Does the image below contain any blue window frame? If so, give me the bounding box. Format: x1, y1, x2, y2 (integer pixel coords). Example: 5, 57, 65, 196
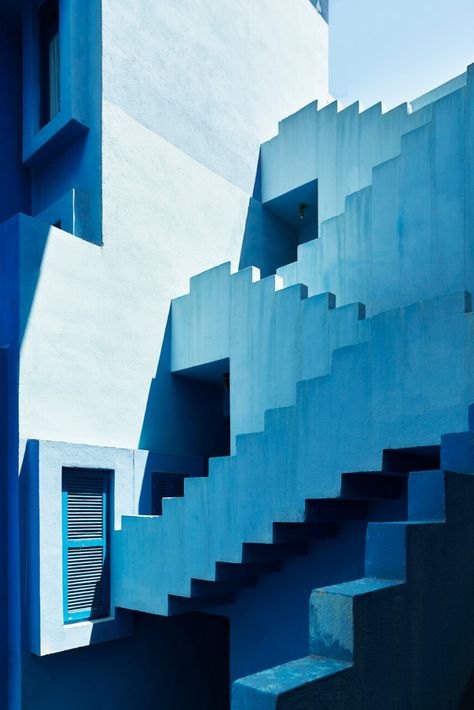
62, 468, 110, 623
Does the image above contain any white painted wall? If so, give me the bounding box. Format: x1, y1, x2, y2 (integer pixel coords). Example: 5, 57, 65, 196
16, 1, 330, 450
102, 0, 329, 193
18, 109, 249, 448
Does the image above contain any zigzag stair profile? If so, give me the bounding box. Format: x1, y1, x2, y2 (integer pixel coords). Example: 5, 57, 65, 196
265, 70, 471, 317
171, 261, 369, 449
262, 78, 445, 222
171, 72, 473, 455
124, 465, 412, 618
166, 468, 414, 615
232, 458, 474, 709
113, 289, 474, 616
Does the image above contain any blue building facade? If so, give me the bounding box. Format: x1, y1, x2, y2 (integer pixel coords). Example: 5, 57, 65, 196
1, 1, 474, 708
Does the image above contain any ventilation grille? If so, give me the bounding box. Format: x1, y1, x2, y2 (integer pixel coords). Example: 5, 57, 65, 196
152, 473, 187, 515
67, 475, 104, 539
67, 546, 105, 613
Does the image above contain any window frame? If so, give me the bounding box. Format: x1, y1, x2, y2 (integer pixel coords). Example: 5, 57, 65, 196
62, 467, 111, 624
23, 0, 90, 166
39, 0, 61, 128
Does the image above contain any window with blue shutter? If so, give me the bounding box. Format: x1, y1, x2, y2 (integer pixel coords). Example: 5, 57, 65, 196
151, 473, 188, 515
62, 468, 110, 623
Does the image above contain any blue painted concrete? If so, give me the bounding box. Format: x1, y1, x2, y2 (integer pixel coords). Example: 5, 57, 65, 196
209, 520, 368, 682
23, 0, 103, 244
18, 438, 204, 657
102, 0, 329, 193
22, 611, 229, 710
232, 465, 474, 708
2, 1, 474, 707
115, 291, 474, 616
0, 211, 21, 710
170, 65, 474, 454
0, 17, 30, 224
264, 69, 472, 316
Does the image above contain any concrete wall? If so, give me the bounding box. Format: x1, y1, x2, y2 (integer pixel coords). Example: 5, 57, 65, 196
232, 467, 474, 708
22, 611, 229, 710
170, 68, 474, 446
102, 0, 329, 193
0, 16, 30, 224
5, 157, 247, 454
172, 267, 368, 450
22, 0, 102, 244
113, 288, 474, 628
0, 202, 21, 710
276, 70, 473, 316
1, 0, 331, 455
210, 521, 366, 682
21, 439, 203, 656
259, 83, 463, 228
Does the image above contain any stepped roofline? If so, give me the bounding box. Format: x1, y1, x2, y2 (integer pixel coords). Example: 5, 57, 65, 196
409, 70, 467, 112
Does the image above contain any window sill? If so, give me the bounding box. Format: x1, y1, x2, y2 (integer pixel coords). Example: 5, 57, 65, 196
23, 111, 89, 168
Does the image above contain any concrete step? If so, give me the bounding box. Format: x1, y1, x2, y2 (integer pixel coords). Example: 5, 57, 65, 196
232, 655, 353, 709
241, 542, 309, 564
214, 559, 282, 582
340, 472, 407, 500
190, 575, 258, 598
272, 521, 337, 544
305, 497, 369, 522
232, 469, 474, 709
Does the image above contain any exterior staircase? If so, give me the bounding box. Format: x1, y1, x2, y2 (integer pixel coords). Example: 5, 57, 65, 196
113, 289, 474, 616
171, 65, 474, 450
111, 67, 474, 705
232, 460, 474, 709
171, 71, 474, 453
163, 467, 414, 615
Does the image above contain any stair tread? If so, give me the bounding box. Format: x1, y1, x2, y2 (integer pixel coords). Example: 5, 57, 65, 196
368, 519, 444, 527
233, 655, 352, 695
191, 575, 257, 596
215, 559, 281, 580
168, 590, 235, 614
317, 576, 404, 598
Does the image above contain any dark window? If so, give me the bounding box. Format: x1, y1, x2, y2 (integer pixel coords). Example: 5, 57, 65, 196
151, 473, 188, 515
39, 0, 60, 127
62, 468, 110, 623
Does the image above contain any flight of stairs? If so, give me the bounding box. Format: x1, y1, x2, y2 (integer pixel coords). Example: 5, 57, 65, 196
110, 67, 474, 705
262, 69, 472, 317
163, 467, 415, 615
232, 458, 474, 709
113, 288, 474, 617
171, 67, 474, 452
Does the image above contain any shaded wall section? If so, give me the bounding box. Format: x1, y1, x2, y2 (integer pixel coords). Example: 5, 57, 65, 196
0, 15, 30, 223
26, 0, 103, 244
22, 612, 229, 710
0, 349, 9, 708
0, 209, 21, 710
209, 521, 366, 682
102, 0, 329, 193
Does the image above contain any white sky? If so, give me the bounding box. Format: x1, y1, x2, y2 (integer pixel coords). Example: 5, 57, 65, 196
329, 0, 474, 109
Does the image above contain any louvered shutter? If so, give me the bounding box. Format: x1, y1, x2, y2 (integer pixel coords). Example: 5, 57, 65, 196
151, 473, 186, 515
62, 469, 110, 623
